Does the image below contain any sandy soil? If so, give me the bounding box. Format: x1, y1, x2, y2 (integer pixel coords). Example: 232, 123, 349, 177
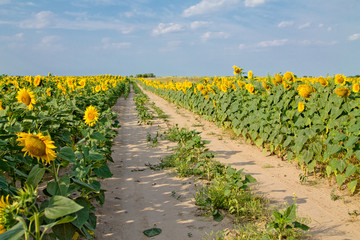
96, 86, 360, 240
95, 89, 232, 240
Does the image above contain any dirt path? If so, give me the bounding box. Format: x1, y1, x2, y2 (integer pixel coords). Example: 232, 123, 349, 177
95, 89, 232, 240
96, 86, 360, 240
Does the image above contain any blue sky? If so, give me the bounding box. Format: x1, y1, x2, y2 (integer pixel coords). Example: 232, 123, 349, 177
0, 0, 359, 77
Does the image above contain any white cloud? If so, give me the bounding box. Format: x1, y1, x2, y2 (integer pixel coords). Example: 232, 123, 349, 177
152, 23, 183, 35
349, 33, 360, 41
238, 43, 246, 49
257, 39, 288, 47
190, 21, 211, 29
0, 32, 23, 41
244, 0, 266, 7
183, 0, 239, 17
278, 21, 294, 28
19, 11, 54, 29
18, 11, 133, 33
202, 31, 229, 41
298, 40, 337, 46
298, 22, 311, 29
34, 35, 65, 51
101, 38, 131, 49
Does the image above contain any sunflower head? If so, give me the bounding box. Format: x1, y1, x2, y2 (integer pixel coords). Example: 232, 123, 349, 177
245, 83, 255, 94
262, 81, 271, 90
335, 87, 350, 97
317, 76, 328, 87
297, 84, 315, 99
0, 195, 17, 234
248, 70, 253, 79
284, 72, 295, 82
84, 105, 99, 127
352, 83, 360, 93
33, 75, 42, 87
335, 74, 346, 85
16, 88, 36, 110
273, 74, 283, 85
298, 102, 305, 112
17, 132, 57, 165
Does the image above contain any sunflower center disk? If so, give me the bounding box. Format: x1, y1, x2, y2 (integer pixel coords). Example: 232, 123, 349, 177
21, 92, 31, 105
88, 113, 94, 121
25, 136, 46, 157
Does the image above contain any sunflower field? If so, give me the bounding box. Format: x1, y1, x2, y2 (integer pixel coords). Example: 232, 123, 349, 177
138, 67, 360, 195
0, 74, 129, 239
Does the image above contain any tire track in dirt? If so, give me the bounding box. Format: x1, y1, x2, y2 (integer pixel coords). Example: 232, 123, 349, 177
95, 88, 232, 240
138, 86, 360, 240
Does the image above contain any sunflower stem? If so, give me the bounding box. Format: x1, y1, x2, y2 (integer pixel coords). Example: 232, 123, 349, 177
52, 162, 59, 183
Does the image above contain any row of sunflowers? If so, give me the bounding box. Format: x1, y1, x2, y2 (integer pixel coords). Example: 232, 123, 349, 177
0, 74, 130, 239
138, 67, 360, 195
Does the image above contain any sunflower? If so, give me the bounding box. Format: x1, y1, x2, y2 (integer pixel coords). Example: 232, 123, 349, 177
16, 88, 36, 110
298, 102, 305, 113
334, 74, 346, 85
352, 83, 360, 93
17, 132, 57, 165
84, 105, 99, 127
46, 87, 52, 97
284, 72, 295, 82
233, 65, 242, 75
248, 70, 253, 79
33, 75, 42, 86
262, 81, 271, 90
318, 76, 328, 87
335, 87, 350, 97
245, 83, 255, 94
78, 79, 86, 88
273, 74, 283, 86
0, 195, 13, 234
297, 84, 315, 99
197, 84, 204, 91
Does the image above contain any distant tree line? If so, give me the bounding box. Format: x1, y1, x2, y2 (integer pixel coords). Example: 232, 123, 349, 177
130, 73, 156, 78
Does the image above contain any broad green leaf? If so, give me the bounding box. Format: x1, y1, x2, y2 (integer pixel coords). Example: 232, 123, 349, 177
336, 174, 346, 187
337, 159, 346, 173
326, 165, 332, 177
344, 136, 359, 150
52, 223, 77, 240
93, 165, 112, 178
143, 227, 162, 237
26, 164, 45, 188
0, 222, 25, 240
58, 147, 76, 163
44, 195, 83, 219
90, 132, 106, 141
41, 216, 76, 232
348, 180, 358, 195
345, 164, 357, 178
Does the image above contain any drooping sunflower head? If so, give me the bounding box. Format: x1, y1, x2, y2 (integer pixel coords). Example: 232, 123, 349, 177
0, 195, 17, 234
16, 132, 57, 165
335, 87, 350, 97
273, 74, 283, 85
16, 88, 36, 110
84, 105, 99, 127
283, 72, 295, 82
317, 76, 328, 87
262, 81, 271, 90
232, 65, 242, 75
297, 84, 315, 99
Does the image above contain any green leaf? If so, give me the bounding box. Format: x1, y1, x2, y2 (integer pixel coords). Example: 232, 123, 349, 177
71, 178, 100, 193
26, 165, 45, 188
93, 165, 112, 178
41, 216, 76, 232
58, 147, 76, 163
293, 221, 310, 231
90, 132, 106, 141
143, 227, 162, 237
283, 204, 296, 221
0, 222, 25, 240
46, 175, 70, 197
52, 223, 77, 240
345, 164, 357, 178
336, 174, 346, 187
326, 165, 332, 177
212, 211, 224, 222
44, 195, 83, 219
71, 198, 90, 229
344, 136, 359, 150
337, 159, 347, 173
348, 180, 358, 195
245, 174, 257, 183
300, 150, 314, 165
